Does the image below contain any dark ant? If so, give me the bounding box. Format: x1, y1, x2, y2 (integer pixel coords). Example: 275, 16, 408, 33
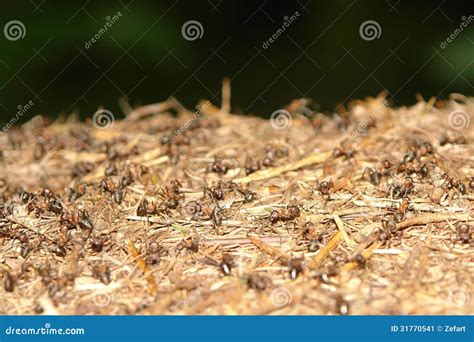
457, 223, 472, 244
157, 180, 183, 210
146, 242, 162, 265
210, 205, 223, 227
177, 236, 199, 253
48, 199, 63, 214
207, 159, 229, 174
78, 210, 93, 230
137, 198, 155, 216
99, 177, 122, 193
66, 183, 87, 201
104, 163, 118, 176
92, 261, 111, 285
237, 186, 257, 204
207, 182, 225, 201
417, 141, 433, 156
246, 273, 271, 291
389, 197, 411, 222
439, 132, 467, 146
333, 144, 355, 159
288, 258, 304, 280
397, 161, 416, 175
71, 162, 94, 178
353, 253, 366, 268
308, 239, 320, 252
403, 150, 417, 163
244, 157, 262, 175
264, 144, 288, 160
50, 244, 67, 257
316, 179, 334, 195
378, 215, 399, 244
335, 295, 350, 315
269, 205, 300, 224
60, 210, 93, 230
90, 235, 106, 253
387, 177, 414, 199
112, 189, 124, 204
419, 163, 429, 178
184, 201, 202, 218
363, 167, 381, 186
219, 254, 234, 276
2, 269, 15, 292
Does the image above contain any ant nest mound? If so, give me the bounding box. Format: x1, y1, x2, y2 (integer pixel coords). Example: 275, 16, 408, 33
0, 94, 472, 315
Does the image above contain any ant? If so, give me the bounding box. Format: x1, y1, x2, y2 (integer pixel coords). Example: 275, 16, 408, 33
246, 273, 271, 291
177, 236, 199, 253
206, 181, 225, 201
389, 197, 412, 222
288, 258, 304, 280
353, 253, 366, 268
387, 177, 414, 199
316, 179, 334, 195
363, 167, 381, 186
244, 157, 263, 175
157, 180, 183, 209
456, 223, 472, 244
333, 143, 355, 159
269, 205, 300, 224
92, 261, 111, 285
219, 254, 234, 276
237, 186, 257, 203
1, 269, 15, 292
137, 198, 163, 216
378, 215, 399, 244
146, 241, 163, 265
60, 210, 93, 230
207, 159, 229, 174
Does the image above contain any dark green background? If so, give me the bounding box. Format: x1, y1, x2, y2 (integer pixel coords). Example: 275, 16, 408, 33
0, 0, 473, 124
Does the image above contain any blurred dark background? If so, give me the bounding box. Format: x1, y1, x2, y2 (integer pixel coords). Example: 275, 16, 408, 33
0, 0, 473, 125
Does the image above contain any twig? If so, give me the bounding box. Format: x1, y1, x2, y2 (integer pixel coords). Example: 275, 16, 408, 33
234, 151, 331, 184
125, 239, 157, 295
